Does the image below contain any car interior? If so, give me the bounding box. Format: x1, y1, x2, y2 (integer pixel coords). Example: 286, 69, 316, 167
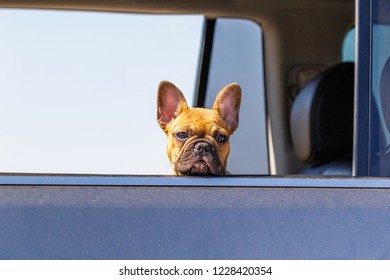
0, 0, 356, 176
290, 62, 354, 175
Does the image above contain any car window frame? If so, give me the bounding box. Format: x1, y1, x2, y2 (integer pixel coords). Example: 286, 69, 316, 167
353, 0, 371, 176
354, 0, 390, 177
0, 0, 386, 183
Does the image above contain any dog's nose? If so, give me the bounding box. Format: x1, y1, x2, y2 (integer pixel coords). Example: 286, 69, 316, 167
194, 142, 213, 153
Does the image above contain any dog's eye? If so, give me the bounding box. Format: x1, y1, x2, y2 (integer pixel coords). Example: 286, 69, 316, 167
217, 135, 227, 143
176, 132, 188, 140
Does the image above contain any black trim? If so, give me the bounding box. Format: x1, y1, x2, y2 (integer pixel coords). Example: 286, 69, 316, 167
194, 19, 216, 107
354, 0, 372, 176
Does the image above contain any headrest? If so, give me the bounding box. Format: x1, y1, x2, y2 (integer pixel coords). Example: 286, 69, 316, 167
290, 62, 354, 164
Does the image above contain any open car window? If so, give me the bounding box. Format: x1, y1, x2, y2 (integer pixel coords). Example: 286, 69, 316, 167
368, 0, 390, 176
0, 10, 269, 176
0, 9, 203, 175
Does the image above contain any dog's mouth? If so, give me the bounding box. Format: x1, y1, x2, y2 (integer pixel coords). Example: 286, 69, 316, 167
175, 138, 225, 176
183, 160, 212, 176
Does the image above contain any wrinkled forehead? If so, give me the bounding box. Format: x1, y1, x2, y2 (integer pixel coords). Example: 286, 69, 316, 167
169, 108, 229, 134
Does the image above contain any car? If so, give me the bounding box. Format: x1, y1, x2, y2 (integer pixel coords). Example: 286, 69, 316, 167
0, 0, 389, 259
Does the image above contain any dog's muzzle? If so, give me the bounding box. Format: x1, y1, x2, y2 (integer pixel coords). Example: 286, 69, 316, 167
175, 138, 224, 175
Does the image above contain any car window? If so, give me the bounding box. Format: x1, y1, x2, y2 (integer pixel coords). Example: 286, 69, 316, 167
205, 19, 269, 175
0, 9, 203, 175
369, 0, 390, 176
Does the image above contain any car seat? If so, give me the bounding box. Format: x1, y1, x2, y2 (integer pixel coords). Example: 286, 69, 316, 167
290, 62, 354, 175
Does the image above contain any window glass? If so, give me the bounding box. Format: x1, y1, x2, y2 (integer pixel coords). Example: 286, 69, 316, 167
0, 9, 203, 174
369, 0, 390, 175
342, 28, 355, 62
205, 19, 269, 175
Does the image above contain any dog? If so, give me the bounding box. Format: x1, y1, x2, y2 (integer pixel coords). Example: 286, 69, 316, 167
157, 81, 241, 175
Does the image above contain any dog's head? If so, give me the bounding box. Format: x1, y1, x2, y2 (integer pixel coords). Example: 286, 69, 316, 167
157, 81, 241, 175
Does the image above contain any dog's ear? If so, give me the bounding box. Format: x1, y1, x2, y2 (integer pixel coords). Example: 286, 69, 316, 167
157, 81, 189, 130
212, 83, 242, 133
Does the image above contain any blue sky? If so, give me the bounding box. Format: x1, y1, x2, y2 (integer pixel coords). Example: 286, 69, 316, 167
0, 9, 203, 174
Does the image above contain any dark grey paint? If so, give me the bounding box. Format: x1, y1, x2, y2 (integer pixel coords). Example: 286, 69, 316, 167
1, 176, 390, 259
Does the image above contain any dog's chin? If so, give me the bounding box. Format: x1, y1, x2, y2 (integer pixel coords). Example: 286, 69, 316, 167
176, 160, 225, 176
177, 161, 212, 176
